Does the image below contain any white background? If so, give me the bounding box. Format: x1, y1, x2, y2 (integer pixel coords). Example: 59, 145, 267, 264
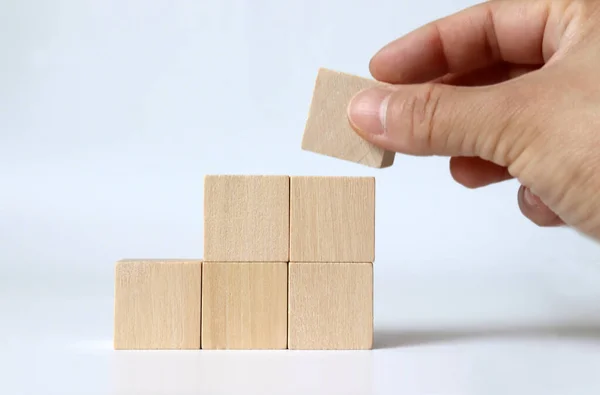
2, 0, 600, 393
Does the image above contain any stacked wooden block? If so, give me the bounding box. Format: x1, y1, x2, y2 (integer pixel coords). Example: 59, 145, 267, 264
114, 175, 374, 350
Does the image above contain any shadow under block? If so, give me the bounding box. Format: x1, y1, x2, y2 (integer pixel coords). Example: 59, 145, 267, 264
113, 259, 202, 350
301, 68, 395, 168
204, 175, 289, 262
201, 262, 288, 349
288, 262, 373, 350
290, 176, 375, 262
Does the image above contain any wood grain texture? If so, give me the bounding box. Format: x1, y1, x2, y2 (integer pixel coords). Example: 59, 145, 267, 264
288, 262, 373, 350
290, 176, 375, 262
201, 262, 288, 349
204, 175, 290, 262
113, 259, 202, 350
301, 68, 395, 168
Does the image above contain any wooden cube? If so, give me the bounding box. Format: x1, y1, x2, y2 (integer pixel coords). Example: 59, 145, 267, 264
114, 259, 202, 350
301, 68, 395, 168
204, 175, 289, 262
288, 262, 373, 350
201, 262, 288, 349
290, 176, 375, 262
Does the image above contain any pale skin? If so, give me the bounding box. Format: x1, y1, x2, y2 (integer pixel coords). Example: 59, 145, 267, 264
347, 0, 600, 241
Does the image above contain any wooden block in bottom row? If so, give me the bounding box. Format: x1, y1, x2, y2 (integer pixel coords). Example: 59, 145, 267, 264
201, 262, 288, 349
113, 259, 202, 350
114, 260, 373, 350
288, 262, 373, 350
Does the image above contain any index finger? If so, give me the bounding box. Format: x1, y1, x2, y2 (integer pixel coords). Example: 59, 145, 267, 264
370, 0, 561, 84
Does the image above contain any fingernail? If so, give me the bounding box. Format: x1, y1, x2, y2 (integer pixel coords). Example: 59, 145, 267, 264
523, 187, 540, 207
347, 87, 392, 135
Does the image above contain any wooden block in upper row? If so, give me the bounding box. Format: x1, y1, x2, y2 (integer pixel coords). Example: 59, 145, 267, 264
204, 175, 289, 262
290, 176, 375, 262
301, 68, 395, 168
288, 262, 373, 350
113, 259, 202, 350
204, 174, 374, 263
201, 262, 288, 349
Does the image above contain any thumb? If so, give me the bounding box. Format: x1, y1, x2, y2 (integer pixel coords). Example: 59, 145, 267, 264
347, 83, 523, 164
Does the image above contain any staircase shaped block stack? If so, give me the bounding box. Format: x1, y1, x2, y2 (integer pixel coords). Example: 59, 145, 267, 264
114, 175, 374, 350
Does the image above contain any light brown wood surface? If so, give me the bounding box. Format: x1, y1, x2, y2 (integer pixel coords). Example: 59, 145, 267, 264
204, 175, 290, 262
113, 259, 202, 350
288, 262, 373, 350
301, 68, 395, 168
201, 262, 288, 349
290, 176, 375, 262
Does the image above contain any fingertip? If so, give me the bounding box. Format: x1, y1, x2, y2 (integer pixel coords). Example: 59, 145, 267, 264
449, 157, 481, 189
449, 156, 513, 189
368, 56, 379, 80
518, 185, 564, 227
369, 45, 394, 82
366, 25, 450, 84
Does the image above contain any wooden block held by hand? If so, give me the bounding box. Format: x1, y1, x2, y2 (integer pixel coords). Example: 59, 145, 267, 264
204, 175, 290, 262
288, 262, 373, 350
201, 262, 288, 349
301, 68, 395, 168
114, 259, 202, 350
290, 176, 375, 262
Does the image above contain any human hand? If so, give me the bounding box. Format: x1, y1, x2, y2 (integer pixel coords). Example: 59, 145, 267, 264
347, 0, 600, 240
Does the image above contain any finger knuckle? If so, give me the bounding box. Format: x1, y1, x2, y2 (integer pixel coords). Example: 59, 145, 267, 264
400, 83, 443, 152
